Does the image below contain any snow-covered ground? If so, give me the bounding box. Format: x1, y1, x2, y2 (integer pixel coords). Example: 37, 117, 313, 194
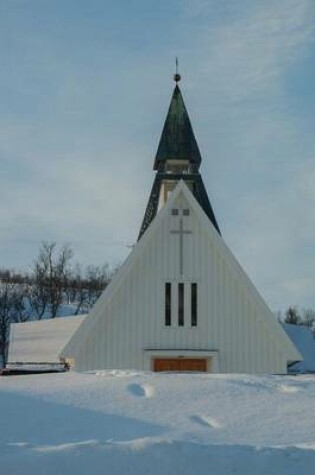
1, 371, 315, 474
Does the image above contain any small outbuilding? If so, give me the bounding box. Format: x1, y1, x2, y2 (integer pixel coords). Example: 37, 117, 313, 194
7, 315, 86, 373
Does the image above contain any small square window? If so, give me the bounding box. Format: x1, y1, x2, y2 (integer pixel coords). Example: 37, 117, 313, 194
171, 209, 179, 216
183, 209, 190, 216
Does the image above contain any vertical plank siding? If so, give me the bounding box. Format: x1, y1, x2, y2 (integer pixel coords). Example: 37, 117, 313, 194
66, 187, 300, 373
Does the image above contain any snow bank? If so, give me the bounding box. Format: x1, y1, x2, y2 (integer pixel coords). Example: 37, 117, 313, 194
1, 372, 315, 474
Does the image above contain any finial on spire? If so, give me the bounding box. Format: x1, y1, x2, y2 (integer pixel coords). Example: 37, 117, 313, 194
173, 57, 181, 83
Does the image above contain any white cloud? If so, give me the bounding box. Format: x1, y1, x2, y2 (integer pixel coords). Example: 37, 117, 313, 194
183, 0, 315, 99
176, 0, 315, 309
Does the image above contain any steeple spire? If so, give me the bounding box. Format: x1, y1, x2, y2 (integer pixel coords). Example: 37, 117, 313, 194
153, 82, 202, 171
138, 76, 220, 240
173, 57, 181, 83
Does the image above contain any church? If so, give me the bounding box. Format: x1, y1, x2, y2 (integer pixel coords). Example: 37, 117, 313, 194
8, 73, 301, 374
60, 73, 300, 373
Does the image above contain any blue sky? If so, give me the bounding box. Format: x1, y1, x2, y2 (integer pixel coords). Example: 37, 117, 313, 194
0, 0, 314, 311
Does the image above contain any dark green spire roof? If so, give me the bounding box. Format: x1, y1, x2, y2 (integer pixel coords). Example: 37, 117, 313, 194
138, 80, 221, 240
153, 85, 202, 170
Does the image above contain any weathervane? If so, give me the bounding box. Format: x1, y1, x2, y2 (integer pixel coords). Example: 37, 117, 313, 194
173, 57, 181, 83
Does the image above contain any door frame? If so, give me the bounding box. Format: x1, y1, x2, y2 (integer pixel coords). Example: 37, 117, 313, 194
153, 357, 209, 372
143, 349, 219, 372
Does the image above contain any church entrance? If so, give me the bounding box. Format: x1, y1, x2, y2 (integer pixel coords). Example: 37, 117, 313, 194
153, 358, 208, 372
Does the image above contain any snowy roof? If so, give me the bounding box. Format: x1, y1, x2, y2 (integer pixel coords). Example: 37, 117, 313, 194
8, 315, 86, 364
283, 323, 315, 373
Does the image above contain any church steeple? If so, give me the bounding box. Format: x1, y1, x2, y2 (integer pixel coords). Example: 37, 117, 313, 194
138, 74, 220, 240
154, 85, 202, 171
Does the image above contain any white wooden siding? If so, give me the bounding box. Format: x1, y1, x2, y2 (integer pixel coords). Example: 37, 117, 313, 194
62, 182, 301, 373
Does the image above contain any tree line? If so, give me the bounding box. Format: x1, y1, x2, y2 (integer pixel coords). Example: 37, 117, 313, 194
277, 306, 315, 333
1, 243, 314, 366
0, 242, 118, 365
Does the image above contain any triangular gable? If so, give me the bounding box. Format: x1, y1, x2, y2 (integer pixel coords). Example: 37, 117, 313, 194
62, 181, 301, 363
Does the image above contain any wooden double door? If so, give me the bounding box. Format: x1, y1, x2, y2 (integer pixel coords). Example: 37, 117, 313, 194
153, 358, 208, 372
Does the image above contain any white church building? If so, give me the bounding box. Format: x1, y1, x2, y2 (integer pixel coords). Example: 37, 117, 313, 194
9, 75, 301, 374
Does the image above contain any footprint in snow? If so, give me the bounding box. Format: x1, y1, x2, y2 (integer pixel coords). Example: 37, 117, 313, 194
277, 384, 300, 394
128, 383, 154, 398
190, 415, 222, 429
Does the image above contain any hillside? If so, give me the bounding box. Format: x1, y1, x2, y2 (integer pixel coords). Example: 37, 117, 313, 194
1, 371, 315, 474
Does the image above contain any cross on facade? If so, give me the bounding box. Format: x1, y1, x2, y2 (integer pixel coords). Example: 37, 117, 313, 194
170, 210, 192, 276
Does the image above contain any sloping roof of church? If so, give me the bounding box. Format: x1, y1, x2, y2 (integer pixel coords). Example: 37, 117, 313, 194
8, 315, 86, 364
153, 85, 202, 170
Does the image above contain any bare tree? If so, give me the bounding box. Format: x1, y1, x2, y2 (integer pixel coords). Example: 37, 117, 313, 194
0, 282, 30, 365
284, 306, 300, 325
30, 242, 73, 319
65, 263, 114, 315
65, 264, 88, 315
301, 308, 315, 332
0, 243, 118, 365
85, 264, 112, 307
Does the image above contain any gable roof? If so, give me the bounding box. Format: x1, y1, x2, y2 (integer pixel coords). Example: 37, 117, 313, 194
62, 182, 301, 363
153, 85, 202, 170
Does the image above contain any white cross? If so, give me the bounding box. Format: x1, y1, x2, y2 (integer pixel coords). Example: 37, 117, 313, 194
170, 215, 192, 276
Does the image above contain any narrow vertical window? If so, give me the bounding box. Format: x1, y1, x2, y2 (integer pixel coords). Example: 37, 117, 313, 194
165, 282, 171, 326
178, 283, 184, 326
191, 283, 197, 326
